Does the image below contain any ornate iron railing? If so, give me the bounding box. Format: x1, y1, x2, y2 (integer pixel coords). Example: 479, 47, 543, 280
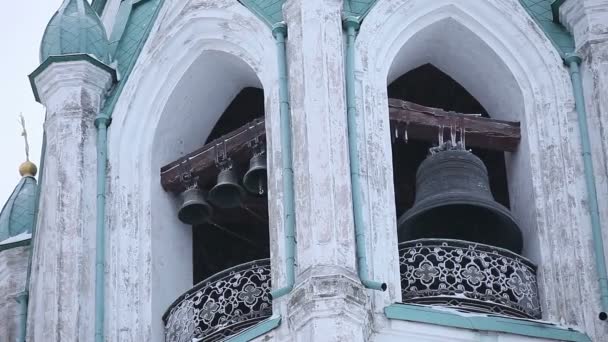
163, 259, 272, 342
399, 239, 541, 319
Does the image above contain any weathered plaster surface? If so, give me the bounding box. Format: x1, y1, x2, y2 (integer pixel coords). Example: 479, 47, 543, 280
280, 0, 371, 339
355, 0, 607, 340
284, 0, 358, 275
26, 0, 608, 341
27, 61, 113, 341
0, 246, 28, 342
560, 0, 608, 48
106, 1, 283, 341
561, 7, 608, 332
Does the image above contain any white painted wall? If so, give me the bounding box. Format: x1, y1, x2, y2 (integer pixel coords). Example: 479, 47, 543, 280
0, 246, 28, 342
105, 1, 282, 341
24, 0, 608, 341
355, 0, 606, 340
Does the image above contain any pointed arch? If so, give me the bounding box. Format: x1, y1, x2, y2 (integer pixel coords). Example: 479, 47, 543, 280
354, 1, 602, 337
103, 1, 283, 341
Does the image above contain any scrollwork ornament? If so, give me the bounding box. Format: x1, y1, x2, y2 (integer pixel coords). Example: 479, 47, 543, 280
399, 239, 541, 319
164, 259, 272, 342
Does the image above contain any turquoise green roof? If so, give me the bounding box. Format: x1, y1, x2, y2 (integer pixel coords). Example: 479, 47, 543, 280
520, 0, 574, 56
0, 176, 38, 242
239, 1, 285, 26
40, 0, 110, 64
236, 1, 376, 26
100, 0, 163, 118
91, 0, 108, 15
96, 0, 575, 121
344, 0, 377, 17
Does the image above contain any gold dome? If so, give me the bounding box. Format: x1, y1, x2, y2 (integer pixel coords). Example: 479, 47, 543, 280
19, 161, 38, 177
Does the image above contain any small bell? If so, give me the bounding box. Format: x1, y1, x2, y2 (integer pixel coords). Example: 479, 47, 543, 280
243, 152, 268, 196
178, 186, 213, 225
209, 164, 244, 208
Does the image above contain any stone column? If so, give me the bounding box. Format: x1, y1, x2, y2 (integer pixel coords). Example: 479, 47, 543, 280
27, 59, 114, 341
282, 0, 369, 340
560, 1, 608, 339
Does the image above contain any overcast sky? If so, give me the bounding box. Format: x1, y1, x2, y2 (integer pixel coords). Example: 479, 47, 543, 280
0, 1, 62, 205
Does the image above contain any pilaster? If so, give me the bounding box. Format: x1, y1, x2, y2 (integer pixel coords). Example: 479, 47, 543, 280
0, 246, 29, 342
282, 0, 369, 340
561, 1, 608, 338
560, 0, 608, 47
26, 59, 113, 342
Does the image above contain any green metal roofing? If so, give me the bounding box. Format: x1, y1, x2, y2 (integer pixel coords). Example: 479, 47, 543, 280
40, 0, 110, 64
236, 1, 377, 26
239, 0, 285, 27
90, 0, 575, 120
91, 0, 108, 15
101, 0, 163, 117
519, 0, 574, 56
385, 303, 592, 342
0, 176, 38, 242
344, 0, 377, 18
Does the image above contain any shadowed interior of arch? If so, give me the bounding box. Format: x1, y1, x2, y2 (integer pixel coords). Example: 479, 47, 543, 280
193, 87, 269, 282
150, 50, 273, 342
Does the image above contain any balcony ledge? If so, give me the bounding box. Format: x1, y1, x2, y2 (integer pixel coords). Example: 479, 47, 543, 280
384, 303, 591, 342
223, 315, 282, 342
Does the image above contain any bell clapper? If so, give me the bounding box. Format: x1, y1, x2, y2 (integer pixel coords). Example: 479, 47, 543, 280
258, 179, 265, 195
243, 145, 268, 197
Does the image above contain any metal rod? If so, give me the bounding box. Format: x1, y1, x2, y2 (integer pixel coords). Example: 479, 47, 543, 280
343, 16, 386, 292
208, 221, 264, 250
269, 22, 297, 300
565, 54, 608, 321
94, 116, 110, 342
242, 205, 268, 224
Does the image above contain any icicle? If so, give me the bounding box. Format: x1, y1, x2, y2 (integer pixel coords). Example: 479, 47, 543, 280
450, 124, 457, 147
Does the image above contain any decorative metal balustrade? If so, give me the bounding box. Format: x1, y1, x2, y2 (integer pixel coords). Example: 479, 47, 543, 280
399, 239, 541, 319
163, 259, 272, 342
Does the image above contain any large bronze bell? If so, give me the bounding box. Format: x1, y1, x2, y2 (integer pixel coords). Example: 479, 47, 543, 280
208, 166, 244, 208
178, 187, 213, 225
397, 148, 523, 253
243, 153, 268, 196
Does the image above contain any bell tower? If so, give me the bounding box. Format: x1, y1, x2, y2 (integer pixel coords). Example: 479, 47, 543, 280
17, 0, 608, 341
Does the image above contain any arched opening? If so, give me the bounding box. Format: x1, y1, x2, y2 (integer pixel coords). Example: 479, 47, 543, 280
193, 87, 269, 282
389, 64, 510, 221
146, 51, 273, 342
384, 18, 541, 320
355, 0, 589, 331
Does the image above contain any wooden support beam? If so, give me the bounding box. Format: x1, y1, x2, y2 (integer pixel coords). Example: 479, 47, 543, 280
388, 99, 520, 152
161, 100, 521, 193
160, 118, 265, 193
